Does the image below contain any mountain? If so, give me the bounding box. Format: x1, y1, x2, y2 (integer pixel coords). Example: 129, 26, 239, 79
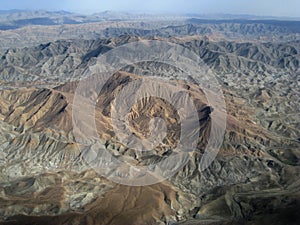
0, 34, 299, 224
0, 10, 299, 225
1, 10, 300, 50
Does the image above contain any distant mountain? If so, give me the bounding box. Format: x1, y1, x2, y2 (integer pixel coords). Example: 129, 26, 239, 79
185, 13, 300, 21
1, 10, 300, 32
0, 10, 91, 30
188, 18, 300, 33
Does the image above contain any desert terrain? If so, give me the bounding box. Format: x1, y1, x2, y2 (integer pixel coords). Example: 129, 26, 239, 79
0, 10, 299, 225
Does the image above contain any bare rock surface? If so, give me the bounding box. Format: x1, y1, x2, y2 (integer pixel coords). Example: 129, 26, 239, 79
0, 16, 299, 225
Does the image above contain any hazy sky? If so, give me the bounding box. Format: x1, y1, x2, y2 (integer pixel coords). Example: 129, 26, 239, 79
1, 0, 300, 17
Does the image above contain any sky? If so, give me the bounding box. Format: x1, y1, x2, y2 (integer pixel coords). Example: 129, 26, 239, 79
0, 0, 300, 17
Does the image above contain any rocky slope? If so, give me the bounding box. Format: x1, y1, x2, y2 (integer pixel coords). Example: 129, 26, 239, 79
0, 34, 299, 225
1, 35, 299, 140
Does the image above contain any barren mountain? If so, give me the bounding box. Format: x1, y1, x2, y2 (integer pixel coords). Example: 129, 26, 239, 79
0, 69, 298, 224
0, 13, 299, 225
1, 11, 300, 50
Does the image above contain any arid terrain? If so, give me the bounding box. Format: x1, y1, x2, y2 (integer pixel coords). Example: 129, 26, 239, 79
0, 10, 299, 225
